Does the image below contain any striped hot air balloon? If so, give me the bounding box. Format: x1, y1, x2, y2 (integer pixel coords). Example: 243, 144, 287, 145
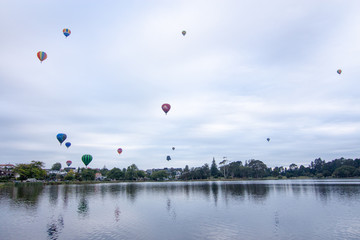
82, 154, 93, 167
37, 51, 47, 62
63, 28, 71, 37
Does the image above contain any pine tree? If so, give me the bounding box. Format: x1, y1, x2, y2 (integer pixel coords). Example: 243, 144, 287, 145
210, 157, 220, 178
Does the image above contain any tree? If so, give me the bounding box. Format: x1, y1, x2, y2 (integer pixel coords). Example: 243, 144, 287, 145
181, 165, 190, 180
51, 162, 62, 171
14, 161, 47, 180
333, 166, 356, 178
81, 168, 95, 181
125, 164, 139, 180
151, 170, 168, 180
136, 170, 146, 179
107, 168, 124, 180
210, 158, 220, 178
247, 159, 268, 178
289, 163, 298, 171
64, 170, 75, 181
100, 166, 109, 176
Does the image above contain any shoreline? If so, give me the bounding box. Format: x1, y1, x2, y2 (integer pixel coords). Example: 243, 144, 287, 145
4, 176, 360, 187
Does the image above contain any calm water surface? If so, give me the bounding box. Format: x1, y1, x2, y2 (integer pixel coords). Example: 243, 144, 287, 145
1, 179, 360, 240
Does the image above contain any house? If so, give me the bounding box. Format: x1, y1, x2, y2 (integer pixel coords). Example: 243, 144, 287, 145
95, 172, 104, 181
0, 164, 15, 177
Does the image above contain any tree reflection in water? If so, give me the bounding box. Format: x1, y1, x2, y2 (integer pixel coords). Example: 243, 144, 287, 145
166, 198, 176, 221
77, 197, 89, 217
211, 182, 219, 206
9, 183, 44, 210
126, 183, 138, 202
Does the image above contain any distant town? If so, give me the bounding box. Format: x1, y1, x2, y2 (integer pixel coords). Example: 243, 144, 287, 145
1, 157, 360, 183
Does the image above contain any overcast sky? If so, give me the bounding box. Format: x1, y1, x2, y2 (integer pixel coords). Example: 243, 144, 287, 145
1, 0, 360, 170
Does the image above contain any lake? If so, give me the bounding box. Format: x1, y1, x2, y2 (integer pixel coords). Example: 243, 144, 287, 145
0, 179, 360, 240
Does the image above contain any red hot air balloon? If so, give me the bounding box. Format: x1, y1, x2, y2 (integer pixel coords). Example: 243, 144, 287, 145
162, 103, 171, 115
66, 160, 72, 167
37, 51, 47, 63
117, 148, 122, 155
337, 69, 342, 74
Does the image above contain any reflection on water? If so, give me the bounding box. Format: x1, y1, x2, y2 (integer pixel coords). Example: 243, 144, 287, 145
47, 215, 64, 240
0, 180, 360, 240
77, 197, 89, 217
1, 182, 44, 210
114, 206, 120, 222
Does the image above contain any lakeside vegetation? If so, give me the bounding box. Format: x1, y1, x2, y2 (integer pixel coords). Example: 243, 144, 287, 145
1, 157, 360, 184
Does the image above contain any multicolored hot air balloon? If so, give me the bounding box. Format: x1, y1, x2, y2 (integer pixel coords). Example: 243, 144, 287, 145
267, 138, 270, 142
117, 148, 122, 155
37, 51, 47, 62
162, 103, 171, 115
66, 160, 72, 167
56, 133, 67, 145
337, 69, 342, 74
182, 30, 186, 36
63, 28, 71, 37
166, 155, 171, 161
65, 142, 71, 148
82, 154, 93, 167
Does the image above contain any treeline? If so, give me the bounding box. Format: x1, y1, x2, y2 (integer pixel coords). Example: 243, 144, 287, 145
176, 157, 360, 180
4, 157, 360, 182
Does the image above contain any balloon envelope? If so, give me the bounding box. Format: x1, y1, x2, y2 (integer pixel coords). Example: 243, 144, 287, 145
172, 147, 175, 150
66, 160, 72, 167
63, 28, 71, 37
162, 103, 171, 114
337, 69, 342, 74
117, 148, 122, 154
82, 154, 93, 167
37, 51, 47, 62
166, 155, 171, 161
182, 30, 186, 36
56, 133, 67, 145
267, 138, 270, 142
65, 142, 71, 148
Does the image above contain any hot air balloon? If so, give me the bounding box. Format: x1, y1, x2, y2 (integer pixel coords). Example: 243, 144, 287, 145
65, 142, 71, 148
37, 51, 47, 62
82, 154, 93, 167
117, 148, 122, 155
166, 155, 171, 161
66, 160, 72, 167
162, 103, 171, 115
182, 30, 186, 36
56, 133, 67, 145
172, 147, 175, 150
267, 138, 270, 142
63, 28, 71, 37
337, 69, 342, 74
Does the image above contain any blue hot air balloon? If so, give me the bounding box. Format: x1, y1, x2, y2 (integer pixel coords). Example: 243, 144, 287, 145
56, 133, 67, 145
65, 142, 71, 148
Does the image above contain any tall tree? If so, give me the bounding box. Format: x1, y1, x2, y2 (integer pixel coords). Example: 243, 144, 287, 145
125, 164, 139, 180
247, 159, 268, 178
51, 162, 62, 171
210, 158, 220, 178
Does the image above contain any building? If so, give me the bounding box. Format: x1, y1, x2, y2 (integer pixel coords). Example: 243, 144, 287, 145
0, 164, 15, 177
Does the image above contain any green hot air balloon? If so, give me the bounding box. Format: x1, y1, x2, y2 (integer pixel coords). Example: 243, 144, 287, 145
82, 154, 93, 167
